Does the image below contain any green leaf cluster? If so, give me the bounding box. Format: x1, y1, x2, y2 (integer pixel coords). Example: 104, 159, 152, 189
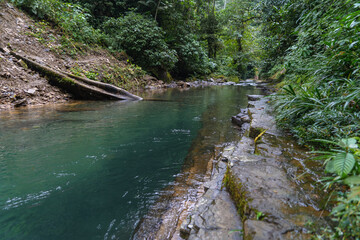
102, 12, 177, 72
273, 82, 360, 144
262, 2, 360, 236
10, 0, 103, 44
314, 138, 360, 239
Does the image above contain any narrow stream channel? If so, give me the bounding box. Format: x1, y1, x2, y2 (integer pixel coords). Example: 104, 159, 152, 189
0, 85, 262, 240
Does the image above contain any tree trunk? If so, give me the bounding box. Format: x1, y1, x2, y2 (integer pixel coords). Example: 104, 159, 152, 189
6, 50, 142, 101
155, 0, 161, 21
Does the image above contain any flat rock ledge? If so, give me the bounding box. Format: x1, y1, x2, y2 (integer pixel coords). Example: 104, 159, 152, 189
180, 95, 325, 240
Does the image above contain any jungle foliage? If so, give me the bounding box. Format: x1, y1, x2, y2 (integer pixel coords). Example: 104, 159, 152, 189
8, 0, 263, 79
261, 0, 360, 238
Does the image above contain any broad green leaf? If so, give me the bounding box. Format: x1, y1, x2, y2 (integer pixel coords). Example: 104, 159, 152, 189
348, 186, 360, 199
331, 203, 346, 213
312, 139, 338, 146
350, 20, 359, 28
333, 152, 355, 176
344, 176, 360, 185
339, 138, 358, 149
325, 159, 336, 173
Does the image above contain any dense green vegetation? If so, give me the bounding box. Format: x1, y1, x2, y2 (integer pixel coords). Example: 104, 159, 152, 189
8, 0, 263, 80
260, 0, 360, 238
264, 0, 360, 143
6, 0, 360, 237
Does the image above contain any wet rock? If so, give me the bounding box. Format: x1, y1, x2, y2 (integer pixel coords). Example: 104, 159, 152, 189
222, 81, 235, 86
25, 88, 37, 94
244, 220, 283, 240
248, 97, 282, 136
181, 189, 243, 240
166, 82, 178, 88
221, 157, 229, 163
247, 95, 263, 101
223, 95, 328, 239
180, 156, 242, 240
13, 98, 27, 107
177, 81, 190, 88
232, 108, 251, 127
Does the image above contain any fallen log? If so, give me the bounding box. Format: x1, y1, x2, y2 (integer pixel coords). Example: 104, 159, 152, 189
60, 70, 142, 100
2, 48, 142, 101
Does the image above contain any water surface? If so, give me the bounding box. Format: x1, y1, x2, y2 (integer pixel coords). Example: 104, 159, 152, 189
0, 86, 261, 240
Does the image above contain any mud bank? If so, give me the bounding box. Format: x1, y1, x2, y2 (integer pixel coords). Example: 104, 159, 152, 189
179, 95, 327, 240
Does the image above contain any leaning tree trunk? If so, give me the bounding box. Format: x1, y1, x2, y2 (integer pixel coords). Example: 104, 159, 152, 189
1, 49, 142, 101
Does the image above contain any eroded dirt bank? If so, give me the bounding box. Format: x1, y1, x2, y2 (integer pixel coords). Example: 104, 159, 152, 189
0, 2, 148, 110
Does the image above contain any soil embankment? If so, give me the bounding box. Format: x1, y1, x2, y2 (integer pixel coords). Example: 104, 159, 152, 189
0, 2, 71, 110
0, 2, 145, 110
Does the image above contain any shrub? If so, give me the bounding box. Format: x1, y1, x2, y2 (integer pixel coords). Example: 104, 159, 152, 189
314, 138, 360, 239
273, 83, 360, 144
102, 12, 177, 72
171, 34, 212, 77
10, 0, 103, 44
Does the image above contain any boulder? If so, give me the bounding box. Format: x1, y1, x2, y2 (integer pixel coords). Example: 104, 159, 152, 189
232, 108, 251, 127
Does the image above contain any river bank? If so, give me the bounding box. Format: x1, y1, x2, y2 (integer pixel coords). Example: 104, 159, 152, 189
177, 94, 328, 239
1, 3, 327, 239
0, 2, 147, 110
128, 83, 329, 240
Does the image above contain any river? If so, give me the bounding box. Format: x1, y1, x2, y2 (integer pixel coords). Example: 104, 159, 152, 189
0, 85, 262, 240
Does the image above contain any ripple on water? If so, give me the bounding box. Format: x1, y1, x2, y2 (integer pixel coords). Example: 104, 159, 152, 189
0, 86, 263, 240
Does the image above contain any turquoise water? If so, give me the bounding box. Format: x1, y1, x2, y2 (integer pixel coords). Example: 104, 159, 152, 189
0, 86, 261, 240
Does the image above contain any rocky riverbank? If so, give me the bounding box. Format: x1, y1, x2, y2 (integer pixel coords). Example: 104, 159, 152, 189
144, 78, 270, 91
179, 95, 327, 240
